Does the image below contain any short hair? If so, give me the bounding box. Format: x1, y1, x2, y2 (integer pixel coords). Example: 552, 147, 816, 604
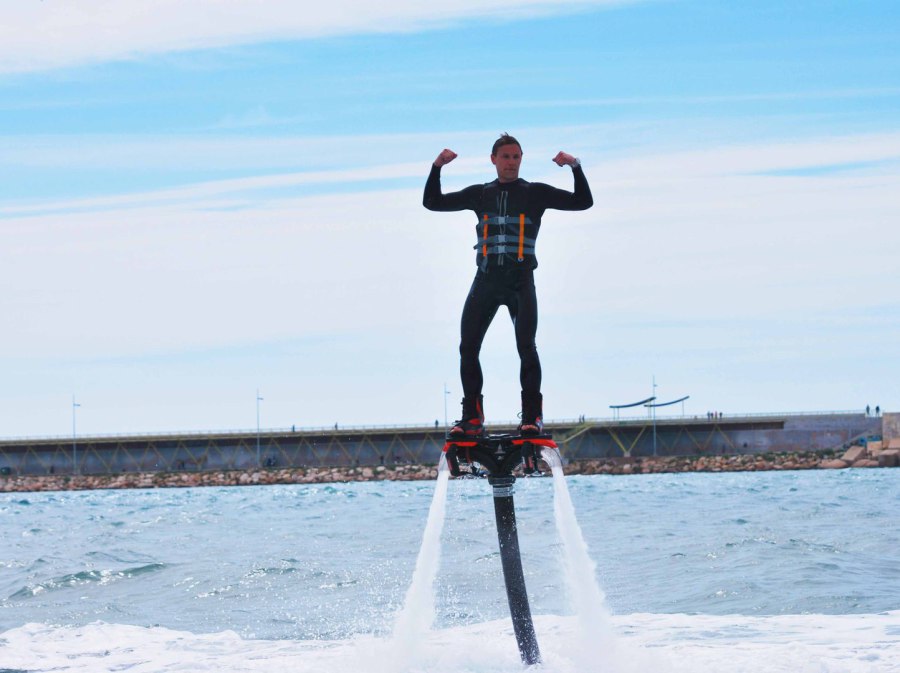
492, 133, 522, 156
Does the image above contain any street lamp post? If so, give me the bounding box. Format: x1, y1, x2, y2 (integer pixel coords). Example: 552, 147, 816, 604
644, 394, 690, 459
256, 389, 264, 468
444, 383, 450, 429
651, 376, 658, 456
72, 395, 81, 475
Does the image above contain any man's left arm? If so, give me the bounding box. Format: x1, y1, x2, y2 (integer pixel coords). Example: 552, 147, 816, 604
539, 151, 593, 211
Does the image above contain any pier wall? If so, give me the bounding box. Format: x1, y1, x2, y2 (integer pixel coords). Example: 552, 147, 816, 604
0, 413, 883, 477
562, 413, 881, 460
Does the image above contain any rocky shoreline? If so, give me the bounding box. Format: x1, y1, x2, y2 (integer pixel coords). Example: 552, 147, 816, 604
2, 447, 897, 493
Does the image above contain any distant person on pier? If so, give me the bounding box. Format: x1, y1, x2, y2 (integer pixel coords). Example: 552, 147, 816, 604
423, 133, 593, 438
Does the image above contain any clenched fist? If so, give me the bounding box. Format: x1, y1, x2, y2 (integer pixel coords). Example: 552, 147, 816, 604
434, 149, 458, 167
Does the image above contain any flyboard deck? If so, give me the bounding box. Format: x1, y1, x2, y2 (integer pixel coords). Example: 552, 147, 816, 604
442, 432, 558, 478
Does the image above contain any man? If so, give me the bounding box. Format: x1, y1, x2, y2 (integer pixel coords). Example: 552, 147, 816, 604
423, 133, 593, 437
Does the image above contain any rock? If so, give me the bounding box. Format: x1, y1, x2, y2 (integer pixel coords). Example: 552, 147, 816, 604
851, 459, 879, 468
820, 459, 849, 469
878, 450, 900, 467
5, 445, 900, 494
842, 446, 867, 462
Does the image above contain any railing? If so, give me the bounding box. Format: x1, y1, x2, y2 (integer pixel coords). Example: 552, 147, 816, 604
0, 410, 868, 444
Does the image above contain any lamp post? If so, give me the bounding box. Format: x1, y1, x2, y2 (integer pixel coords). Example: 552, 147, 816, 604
651, 376, 658, 456
444, 383, 450, 429
256, 389, 264, 468
72, 395, 81, 475
644, 394, 690, 458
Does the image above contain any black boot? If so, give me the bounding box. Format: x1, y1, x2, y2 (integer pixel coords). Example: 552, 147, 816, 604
449, 395, 485, 438
518, 391, 543, 436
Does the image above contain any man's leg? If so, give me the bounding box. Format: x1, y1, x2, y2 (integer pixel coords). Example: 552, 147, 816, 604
510, 273, 543, 434
451, 275, 500, 436
511, 273, 541, 396
459, 275, 500, 398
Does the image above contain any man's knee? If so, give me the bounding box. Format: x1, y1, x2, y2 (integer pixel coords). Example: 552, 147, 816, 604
460, 341, 482, 360
516, 340, 538, 360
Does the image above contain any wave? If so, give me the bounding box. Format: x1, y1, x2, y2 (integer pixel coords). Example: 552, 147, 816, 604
9, 563, 167, 599
1, 613, 898, 673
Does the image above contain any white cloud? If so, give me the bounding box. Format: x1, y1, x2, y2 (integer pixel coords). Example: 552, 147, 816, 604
7, 125, 899, 209
419, 87, 900, 113
0, 129, 493, 173
2, 126, 898, 433
3, 128, 898, 360
0, 161, 434, 216
1, 0, 637, 74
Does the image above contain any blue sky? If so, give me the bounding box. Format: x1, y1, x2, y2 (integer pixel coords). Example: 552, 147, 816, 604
2, 0, 899, 437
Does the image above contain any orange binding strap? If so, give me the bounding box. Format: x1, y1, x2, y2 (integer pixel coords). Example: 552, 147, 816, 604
483, 214, 489, 258
518, 213, 525, 261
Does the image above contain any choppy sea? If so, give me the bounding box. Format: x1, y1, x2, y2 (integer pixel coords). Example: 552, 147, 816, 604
1, 465, 898, 672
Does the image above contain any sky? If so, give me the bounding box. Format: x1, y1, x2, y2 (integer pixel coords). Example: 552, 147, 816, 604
1, 0, 899, 438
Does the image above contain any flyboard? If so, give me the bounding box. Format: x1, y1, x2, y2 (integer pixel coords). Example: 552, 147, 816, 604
442, 432, 559, 666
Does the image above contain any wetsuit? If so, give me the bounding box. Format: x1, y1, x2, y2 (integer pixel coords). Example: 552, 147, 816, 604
423, 163, 593, 400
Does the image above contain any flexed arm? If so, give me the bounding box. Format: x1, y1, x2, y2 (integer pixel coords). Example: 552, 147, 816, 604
537, 151, 593, 211
423, 149, 481, 212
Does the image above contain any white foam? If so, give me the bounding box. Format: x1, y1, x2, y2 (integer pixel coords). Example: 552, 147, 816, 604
542, 450, 667, 673
2, 612, 898, 673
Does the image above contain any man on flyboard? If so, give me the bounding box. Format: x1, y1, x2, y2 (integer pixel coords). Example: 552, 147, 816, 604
424, 133, 593, 438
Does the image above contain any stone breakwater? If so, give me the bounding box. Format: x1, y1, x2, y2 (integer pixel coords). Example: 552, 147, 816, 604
1, 448, 897, 493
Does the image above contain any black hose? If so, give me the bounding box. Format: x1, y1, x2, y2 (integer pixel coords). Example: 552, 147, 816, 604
489, 475, 541, 665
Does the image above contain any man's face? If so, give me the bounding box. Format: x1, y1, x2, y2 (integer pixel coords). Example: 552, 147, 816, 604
491, 143, 522, 183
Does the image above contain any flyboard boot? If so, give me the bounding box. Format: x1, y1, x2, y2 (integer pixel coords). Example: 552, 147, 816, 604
445, 393, 556, 476
518, 391, 544, 437
448, 395, 485, 438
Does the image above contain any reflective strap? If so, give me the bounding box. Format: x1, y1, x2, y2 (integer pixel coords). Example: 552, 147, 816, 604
479, 235, 536, 246
483, 215, 533, 226
518, 214, 525, 261
480, 214, 489, 272
482, 245, 536, 256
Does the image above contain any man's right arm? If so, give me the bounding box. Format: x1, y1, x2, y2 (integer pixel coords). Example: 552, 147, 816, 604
423, 149, 480, 212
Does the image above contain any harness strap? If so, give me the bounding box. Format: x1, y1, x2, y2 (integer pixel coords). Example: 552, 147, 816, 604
518, 213, 525, 261
479, 235, 537, 246
480, 244, 536, 256
482, 215, 532, 226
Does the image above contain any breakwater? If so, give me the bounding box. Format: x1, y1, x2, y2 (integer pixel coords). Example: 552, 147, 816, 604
3, 447, 896, 493
1, 411, 887, 477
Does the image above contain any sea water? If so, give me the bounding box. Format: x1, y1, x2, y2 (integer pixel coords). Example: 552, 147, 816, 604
1, 468, 898, 672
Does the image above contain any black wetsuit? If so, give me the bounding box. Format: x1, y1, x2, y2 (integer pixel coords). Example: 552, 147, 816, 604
423, 163, 593, 399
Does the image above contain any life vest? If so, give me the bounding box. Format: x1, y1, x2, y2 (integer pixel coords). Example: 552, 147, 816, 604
476, 214, 536, 271
476, 185, 536, 271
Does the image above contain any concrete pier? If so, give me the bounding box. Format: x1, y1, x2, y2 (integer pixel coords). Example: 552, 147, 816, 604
0, 411, 886, 478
